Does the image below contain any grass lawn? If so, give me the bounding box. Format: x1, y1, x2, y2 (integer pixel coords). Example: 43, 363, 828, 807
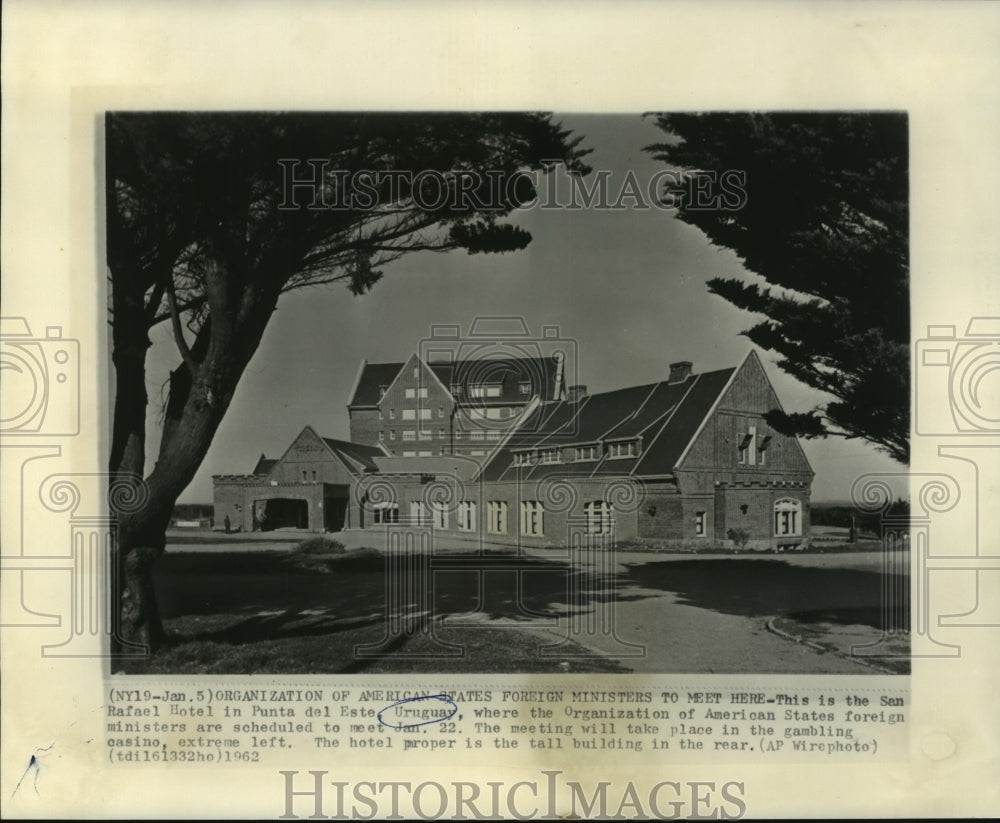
118, 539, 910, 675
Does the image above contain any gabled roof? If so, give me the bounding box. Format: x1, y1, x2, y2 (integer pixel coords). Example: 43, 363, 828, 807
252, 454, 278, 475
348, 356, 563, 407
320, 437, 385, 473
348, 362, 406, 407
480, 365, 737, 482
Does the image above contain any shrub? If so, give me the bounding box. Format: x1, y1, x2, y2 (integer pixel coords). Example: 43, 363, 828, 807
295, 537, 346, 555
726, 528, 751, 551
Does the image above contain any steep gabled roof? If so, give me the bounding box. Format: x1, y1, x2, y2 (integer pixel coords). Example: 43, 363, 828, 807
252, 454, 278, 476
348, 356, 564, 407
320, 437, 385, 473
348, 362, 407, 407
480, 365, 737, 481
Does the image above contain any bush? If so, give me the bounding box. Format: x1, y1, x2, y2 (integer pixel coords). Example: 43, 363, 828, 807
726, 528, 751, 551
295, 537, 346, 555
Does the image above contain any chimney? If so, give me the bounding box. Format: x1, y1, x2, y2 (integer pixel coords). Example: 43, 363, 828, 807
567, 384, 588, 402
668, 361, 693, 384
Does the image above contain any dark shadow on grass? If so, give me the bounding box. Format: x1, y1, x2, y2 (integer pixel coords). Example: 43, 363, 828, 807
620, 559, 909, 632
152, 550, 645, 652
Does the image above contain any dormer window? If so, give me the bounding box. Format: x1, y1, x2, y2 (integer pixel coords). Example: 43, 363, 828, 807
518, 381, 531, 395
539, 448, 560, 464
608, 441, 637, 459
575, 445, 599, 461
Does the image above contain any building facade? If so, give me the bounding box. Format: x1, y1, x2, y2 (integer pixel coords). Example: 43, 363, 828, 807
347, 353, 564, 459
214, 350, 814, 549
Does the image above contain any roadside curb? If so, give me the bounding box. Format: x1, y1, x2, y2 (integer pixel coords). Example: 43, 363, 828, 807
765, 617, 827, 652
765, 617, 901, 675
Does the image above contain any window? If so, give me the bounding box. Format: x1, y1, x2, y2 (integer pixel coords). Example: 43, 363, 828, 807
470, 450, 485, 456
379, 385, 388, 398
774, 498, 802, 536
301, 470, 307, 481
419, 431, 432, 441
311, 470, 317, 482
432, 501, 448, 530
438, 428, 445, 439
402, 431, 416, 441
488, 501, 508, 534
418, 451, 432, 457
389, 409, 395, 420
438, 407, 444, 419
389, 430, 396, 441
451, 384, 463, 397
520, 501, 544, 536
457, 501, 477, 532
378, 431, 385, 442
402, 409, 416, 421
758, 434, 772, 466
373, 503, 399, 525
413, 366, 419, 379
486, 408, 502, 420
378, 410, 384, 421
469, 408, 487, 421
470, 384, 501, 398
470, 430, 484, 441
519, 381, 530, 395
738, 426, 758, 466
608, 441, 636, 459
584, 501, 614, 535
539, 448, 560, 464
405, 388, 415, 399
409, 501, 427, 526
402, 451, 415, 457
486, 430, 501, 441
419, 408, 431, 420
695, 511, 706, 537
575, 445, 599, 461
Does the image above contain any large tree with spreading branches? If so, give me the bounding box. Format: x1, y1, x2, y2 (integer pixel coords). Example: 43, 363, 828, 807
646, 112, 909, 464
107, 112, 589, 654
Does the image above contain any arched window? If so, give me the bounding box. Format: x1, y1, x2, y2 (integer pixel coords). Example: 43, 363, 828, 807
774, 498, 802, 537
584, 501, 614, 535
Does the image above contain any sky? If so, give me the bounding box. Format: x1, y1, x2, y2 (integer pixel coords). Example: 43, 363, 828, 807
140, 113, 904, 504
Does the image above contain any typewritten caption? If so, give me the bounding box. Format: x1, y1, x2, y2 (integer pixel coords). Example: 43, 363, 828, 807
104, 685, 907, 765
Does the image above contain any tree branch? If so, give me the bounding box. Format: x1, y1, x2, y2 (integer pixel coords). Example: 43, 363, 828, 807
165, 275, 200, 377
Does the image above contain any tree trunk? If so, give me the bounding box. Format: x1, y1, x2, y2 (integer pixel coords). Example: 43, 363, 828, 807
118, 544, 165, 652
110, 276, 280, 660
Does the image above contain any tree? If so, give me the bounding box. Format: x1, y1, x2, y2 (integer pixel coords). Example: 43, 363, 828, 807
107, 112, 590, 653
646, 113, 909, 464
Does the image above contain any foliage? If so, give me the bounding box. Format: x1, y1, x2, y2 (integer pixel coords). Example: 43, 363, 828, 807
646, 113, 909, 464
106, 112, 590, 652
295, 537, 346, 555
726, 527, 751, 549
